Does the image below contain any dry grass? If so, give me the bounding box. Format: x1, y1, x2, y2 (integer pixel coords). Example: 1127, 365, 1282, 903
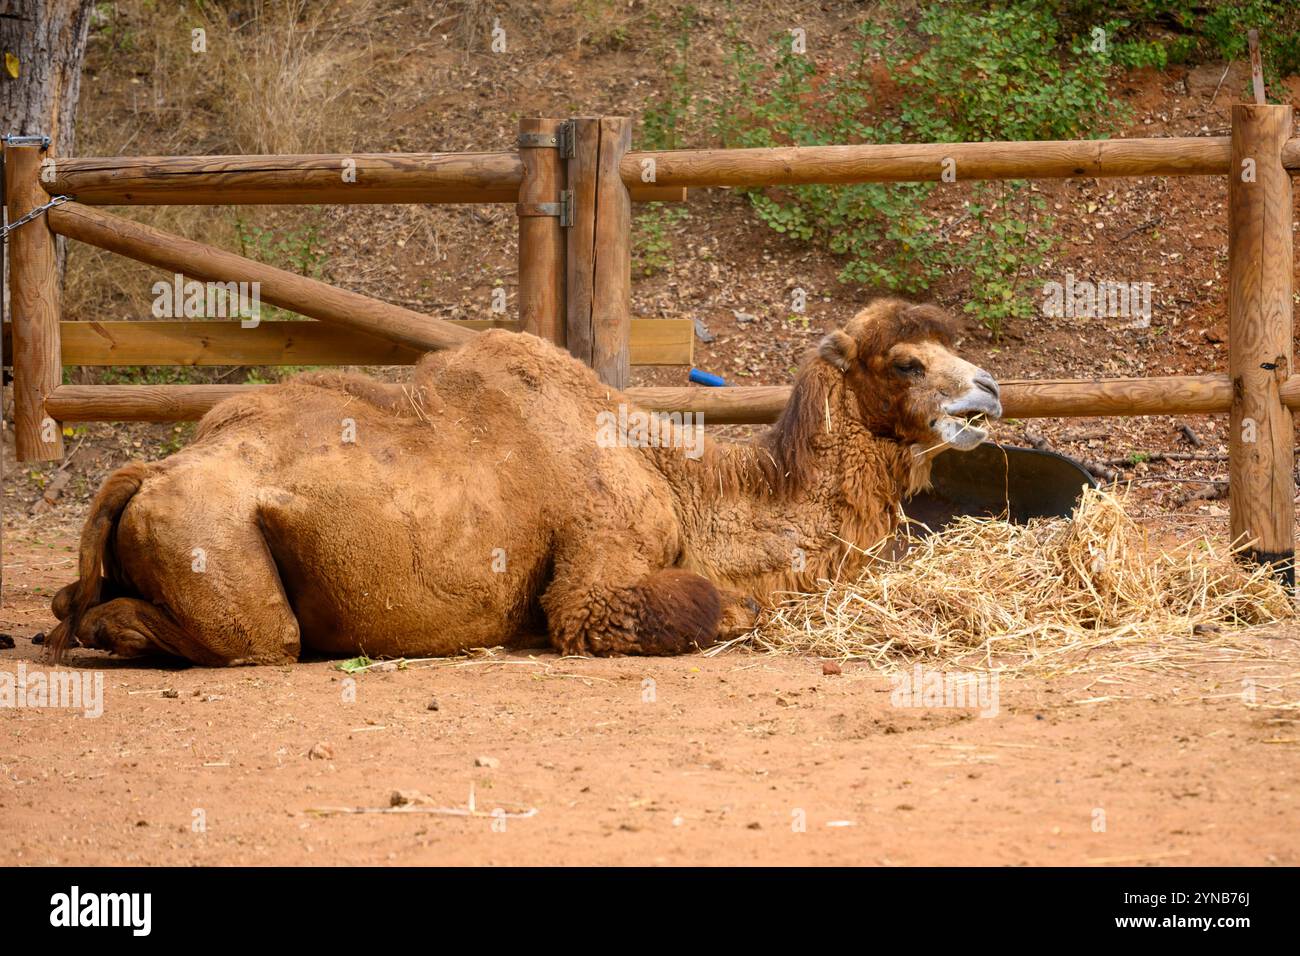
80, 0, 373, 156
64, 0, 381, 326
208, 0, 378, 155
727, 487, 1296, 677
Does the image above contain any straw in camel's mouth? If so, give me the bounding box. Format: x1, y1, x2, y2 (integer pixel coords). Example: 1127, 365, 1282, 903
931, 411, 990, 450
932, 386, 1001, 450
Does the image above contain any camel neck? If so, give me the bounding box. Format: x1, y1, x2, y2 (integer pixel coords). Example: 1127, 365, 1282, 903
639, 393, 919, 599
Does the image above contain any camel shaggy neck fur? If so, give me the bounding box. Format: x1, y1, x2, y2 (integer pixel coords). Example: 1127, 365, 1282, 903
48, 298, 1000, 665
645, 360, 929, 599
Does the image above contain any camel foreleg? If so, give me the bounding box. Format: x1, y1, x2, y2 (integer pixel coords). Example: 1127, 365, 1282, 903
542, 558, 723, 657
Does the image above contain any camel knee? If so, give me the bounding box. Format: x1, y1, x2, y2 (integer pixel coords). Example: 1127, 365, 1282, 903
547, 568, 722, 656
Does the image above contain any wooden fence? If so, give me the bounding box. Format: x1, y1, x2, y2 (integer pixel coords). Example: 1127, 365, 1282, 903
3, 106, 1297, 578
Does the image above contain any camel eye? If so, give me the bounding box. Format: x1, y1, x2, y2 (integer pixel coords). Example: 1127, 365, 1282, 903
894, 359, 924, 376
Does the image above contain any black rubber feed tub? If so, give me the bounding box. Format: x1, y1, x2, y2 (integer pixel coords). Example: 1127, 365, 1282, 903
903, 442, 1099, 534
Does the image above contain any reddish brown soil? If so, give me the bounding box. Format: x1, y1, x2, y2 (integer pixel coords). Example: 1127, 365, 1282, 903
4, 2, 1300, 867
3, 522, 1297, 867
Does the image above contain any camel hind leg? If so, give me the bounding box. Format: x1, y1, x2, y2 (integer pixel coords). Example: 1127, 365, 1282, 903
50, 558, 293, 666
70, 598, 239, 667
107, 483, 302, 666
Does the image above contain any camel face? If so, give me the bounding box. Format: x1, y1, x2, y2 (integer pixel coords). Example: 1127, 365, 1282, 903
818, 299, 1001, 451
886, 339, 1002, 450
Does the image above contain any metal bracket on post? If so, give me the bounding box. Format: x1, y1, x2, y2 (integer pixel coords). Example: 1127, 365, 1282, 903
517, 131, 557, 149
557, 120, 575, 159
1, 134, 51, 150
515, 190, 573, 228
517, 121, 576, 159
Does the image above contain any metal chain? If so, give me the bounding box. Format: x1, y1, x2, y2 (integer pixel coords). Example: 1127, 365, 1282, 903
1, 194, 69, 241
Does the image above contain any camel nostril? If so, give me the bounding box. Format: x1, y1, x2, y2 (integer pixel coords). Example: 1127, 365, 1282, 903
975, 373, 1000, 398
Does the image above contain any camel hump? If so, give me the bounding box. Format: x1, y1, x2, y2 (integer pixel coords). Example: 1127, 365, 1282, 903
455, 327, 611, 397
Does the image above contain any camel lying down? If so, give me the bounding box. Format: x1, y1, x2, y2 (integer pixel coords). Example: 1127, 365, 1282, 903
48, 298, 1001, 665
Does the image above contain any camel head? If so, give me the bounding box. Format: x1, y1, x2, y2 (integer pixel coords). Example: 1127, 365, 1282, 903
817, 299, 1001, 451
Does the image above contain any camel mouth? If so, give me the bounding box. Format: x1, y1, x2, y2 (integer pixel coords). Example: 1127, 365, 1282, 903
934, 413, 989, 451
934, 388, 1001, 451
943, 387, 1002, 422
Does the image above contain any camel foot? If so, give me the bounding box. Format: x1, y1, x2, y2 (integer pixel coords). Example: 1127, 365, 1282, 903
718, 589, 762, 640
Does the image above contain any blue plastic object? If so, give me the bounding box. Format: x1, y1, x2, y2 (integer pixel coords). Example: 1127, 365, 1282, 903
689, 368, 726, 387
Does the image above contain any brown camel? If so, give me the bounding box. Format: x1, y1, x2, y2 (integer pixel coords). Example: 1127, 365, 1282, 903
47, 298, 1001, 665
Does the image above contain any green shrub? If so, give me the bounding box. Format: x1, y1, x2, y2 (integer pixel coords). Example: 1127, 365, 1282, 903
633, 205, 692, 277
707, 3, 1120, 332
640, 8, 698, 151
1054, 1, 1300, 91
637, 0, 1296, 332
231, 215, 327, 323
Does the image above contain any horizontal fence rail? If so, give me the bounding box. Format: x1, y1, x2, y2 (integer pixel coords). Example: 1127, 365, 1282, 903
42, 373, 1300, 425
620, 136, 1300, 188
47, 139, 1300, 207
47, 153, 685, 205
627, 374, 1300, 423
49, 152, 524, 204
0, 318, 693, 367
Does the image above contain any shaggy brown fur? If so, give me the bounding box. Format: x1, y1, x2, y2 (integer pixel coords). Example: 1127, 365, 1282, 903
48, 298, 1000, 665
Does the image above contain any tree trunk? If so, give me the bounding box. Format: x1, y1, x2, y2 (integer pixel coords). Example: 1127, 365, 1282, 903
1, 0, 93, 603
1, 0, 94, 151
1, 0, 93, 287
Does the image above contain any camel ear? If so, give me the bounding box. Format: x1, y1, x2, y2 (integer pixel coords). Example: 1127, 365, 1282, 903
818, 330, 857, 371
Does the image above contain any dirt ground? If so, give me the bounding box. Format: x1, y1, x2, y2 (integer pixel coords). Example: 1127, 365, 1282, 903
4, 0, 1299, 869
3, 520, 1297, 868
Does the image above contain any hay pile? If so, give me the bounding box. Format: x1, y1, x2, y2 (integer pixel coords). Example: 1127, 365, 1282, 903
742, 487, 1295, 674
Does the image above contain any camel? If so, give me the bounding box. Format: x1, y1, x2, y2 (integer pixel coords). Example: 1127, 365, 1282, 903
47, 298, 1001, 665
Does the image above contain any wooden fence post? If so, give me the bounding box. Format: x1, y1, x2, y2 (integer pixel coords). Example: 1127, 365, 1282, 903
517, 117, 565, 347
565, 117, 600, 369
1228, 102, 1294, 584
4, 143, 64, 462
566, 116, 631, 388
